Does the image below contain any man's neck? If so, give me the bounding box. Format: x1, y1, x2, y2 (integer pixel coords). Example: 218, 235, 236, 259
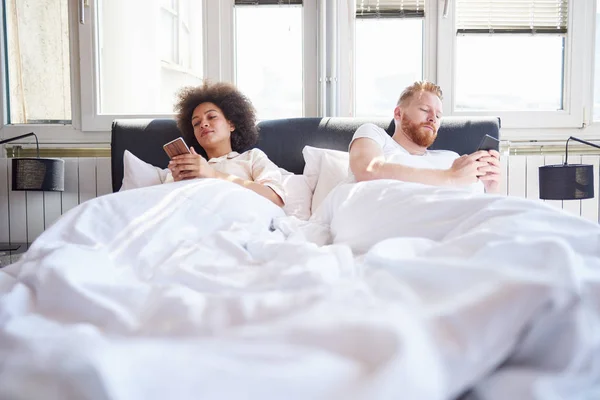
391, 129, 427, 155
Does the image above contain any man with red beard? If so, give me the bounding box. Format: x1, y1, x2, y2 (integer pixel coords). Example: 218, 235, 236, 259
349, 81, 501, 193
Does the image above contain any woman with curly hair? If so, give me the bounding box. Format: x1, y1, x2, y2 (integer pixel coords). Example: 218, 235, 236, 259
168, 81, 285, 206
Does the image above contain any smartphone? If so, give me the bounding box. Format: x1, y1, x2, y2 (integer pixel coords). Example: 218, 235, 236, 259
163, 137, 191, 159
477, 134, 500, 151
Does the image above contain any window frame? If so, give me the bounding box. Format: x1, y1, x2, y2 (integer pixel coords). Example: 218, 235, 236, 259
437, 0, 588, 130
231, 0, 318, 118
0, 0, 110, 143
77, 0, 210, 132
338, 0, 438, 117
76, 0, 317, 132
591, 0, 600, 124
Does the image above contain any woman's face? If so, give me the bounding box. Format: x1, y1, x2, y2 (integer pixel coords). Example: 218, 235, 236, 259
191, 102, 235, 151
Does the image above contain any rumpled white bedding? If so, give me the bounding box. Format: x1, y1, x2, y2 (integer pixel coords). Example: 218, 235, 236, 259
0, 178, 599, 400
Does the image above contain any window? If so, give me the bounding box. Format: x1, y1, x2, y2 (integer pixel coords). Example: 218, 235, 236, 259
79, 0, 203, 130
354, 0, 425, 117
160, 0, 179, 65
78, 0, 317, 130
594, 0, 600, 121
234, 1, 304, 119
2, 0, 594, 138
438, 0, 585, 128
3, 0, 71, 124
455, 0, 566, 112
455, 35, 564, 112
161, 0, 194, 70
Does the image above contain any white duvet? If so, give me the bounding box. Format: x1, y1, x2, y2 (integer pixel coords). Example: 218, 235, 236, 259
0, 179, 599, 400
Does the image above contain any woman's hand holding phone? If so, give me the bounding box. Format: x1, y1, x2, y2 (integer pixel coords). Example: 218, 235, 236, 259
168, 147, 219, 181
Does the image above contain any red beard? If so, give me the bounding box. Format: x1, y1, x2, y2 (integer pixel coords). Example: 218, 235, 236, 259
401, 116, 437, 148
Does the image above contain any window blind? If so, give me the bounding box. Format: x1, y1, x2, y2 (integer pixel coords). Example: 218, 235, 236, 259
355, 0, 425, 19
456, 0, 568, 35
234, 0, 303, 5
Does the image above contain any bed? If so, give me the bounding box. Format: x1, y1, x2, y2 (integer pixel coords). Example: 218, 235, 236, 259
0, 117, 598, 400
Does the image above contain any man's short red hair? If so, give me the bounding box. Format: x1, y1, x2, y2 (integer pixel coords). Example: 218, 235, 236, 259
397, 81, 443, 107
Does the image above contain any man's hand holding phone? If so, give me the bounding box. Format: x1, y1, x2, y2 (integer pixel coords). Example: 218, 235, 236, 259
474, 134, 501, 193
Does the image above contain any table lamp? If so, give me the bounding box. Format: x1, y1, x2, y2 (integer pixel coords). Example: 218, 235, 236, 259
539, 136, 600, 200
0, 132, 65, 252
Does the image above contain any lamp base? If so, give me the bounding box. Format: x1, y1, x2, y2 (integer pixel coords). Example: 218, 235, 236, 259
0, 243, 28, 268
0, 243, 24, 253
0, 243, 21, 253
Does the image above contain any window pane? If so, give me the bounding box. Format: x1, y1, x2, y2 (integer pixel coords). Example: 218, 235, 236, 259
181, 30, 191, 69
160, 12, 177, 64
180, 0, 191, 27
594, 0, 600, 120
235, 6, 303, 119
97, 0, 203, 115
161, 0, 176, 10
355, 19, 423, 117
4, 0, 71, 124
456, 36, 564, 111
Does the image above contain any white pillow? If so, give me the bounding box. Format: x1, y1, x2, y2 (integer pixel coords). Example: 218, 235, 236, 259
280, 170, 313, 220
302, 146, 348, 191
301, 146, 349, 214
120, 150, 172, 191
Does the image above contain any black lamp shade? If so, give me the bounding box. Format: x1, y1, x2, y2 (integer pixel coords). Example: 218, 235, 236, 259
12, 158, 65, 191
539, 164, 594, 200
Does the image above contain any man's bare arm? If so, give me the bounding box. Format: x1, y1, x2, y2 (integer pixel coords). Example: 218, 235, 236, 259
349, 137, 489, 187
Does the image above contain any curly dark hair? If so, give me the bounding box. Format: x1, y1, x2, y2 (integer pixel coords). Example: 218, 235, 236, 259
174, 81, 258, 152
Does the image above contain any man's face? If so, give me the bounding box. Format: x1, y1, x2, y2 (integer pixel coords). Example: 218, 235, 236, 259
397, 91, 443, 148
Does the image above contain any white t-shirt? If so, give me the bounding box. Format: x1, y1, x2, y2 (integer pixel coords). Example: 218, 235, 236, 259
348, 123, 484, 193
207, 148, 287, 203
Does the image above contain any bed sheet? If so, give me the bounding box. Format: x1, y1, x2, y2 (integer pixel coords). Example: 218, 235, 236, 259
0, 179, 598, 400
307, 180, 600, 399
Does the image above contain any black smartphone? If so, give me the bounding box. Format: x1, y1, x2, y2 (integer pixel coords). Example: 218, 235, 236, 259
477, 134, 500, 151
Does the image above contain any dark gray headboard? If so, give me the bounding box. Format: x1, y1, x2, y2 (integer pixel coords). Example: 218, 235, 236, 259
111, 116, 501, 192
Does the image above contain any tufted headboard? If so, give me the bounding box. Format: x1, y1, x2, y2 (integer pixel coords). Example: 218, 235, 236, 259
111, 116, 501, 192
